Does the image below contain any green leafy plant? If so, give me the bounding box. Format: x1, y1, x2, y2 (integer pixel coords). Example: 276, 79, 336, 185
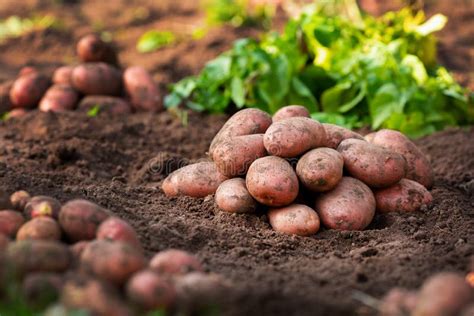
137, 30, 177, 53
0, 15, 61, 42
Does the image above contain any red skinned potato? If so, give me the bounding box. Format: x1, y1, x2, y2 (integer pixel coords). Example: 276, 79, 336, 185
123, 66, 161, 112
268, 204, 320, 236
150, 249, 203, 275
10, 72, 50, 108
246, 156, 299, 207
77, 34, 118, 65
209, 108, 272, 156
52, 66, 74, 85
215, 178, 257, 213
71, 62, 121, 96
374, 179, 433, 213
272, 105, 310, 122
322, 123, 364, 149
413, 272, 473, 316
380, 288, 418, 316
16, 217, 61, 241
296, 148, 344, 192
0, 210, 25, 237
80, 240, 146, 285
126, 270, 176, 310
39, 84, 79, 113
264, 117, 326, 157
78, 95, 132, 115
162, 161, 228, 198
10, 190, 31, 212
19, 66, 38, 77
337, 139, 406, 188
22, 272, 63, 308
212, 134, 266, 177
315, 177, 375, 231
24, 196, 61, 219
365, 129, 433, 188
96, 217, 141, 248
59, 199, 110, 242
69, 241, 90, 261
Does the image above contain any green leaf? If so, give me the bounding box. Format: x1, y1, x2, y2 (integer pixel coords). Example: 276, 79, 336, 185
402, 54, 428, 84
203, 55, 232, 83
415, 14, 447, 36
231, 77, 245, 108
369, 83, 405, 129
87, 104, 101, 117
338, 84, 366, 113
288, 77, 318, 111
320, 82, 351, 113
137, 30, 176, 53
164, 93, 182, 108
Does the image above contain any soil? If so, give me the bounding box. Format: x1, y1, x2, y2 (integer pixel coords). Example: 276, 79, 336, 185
0, 1, 473, 315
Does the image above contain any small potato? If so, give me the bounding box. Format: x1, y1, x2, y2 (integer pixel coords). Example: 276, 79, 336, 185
126, 270, 176, 310
272, 105, 310, 122
81, 240, 146, 285
264, 117, 326, 157
0, 80, 13, 114
16, 217, 62, 241
246, 156, 299, 207
123, 66, 162, 112
413, 272, 473, 316
150, 249, 203, 275
22, 272, 63, 309
52, 66, 74, 85
212, 134, 266, 177
209, 108, 272, 156
338, 139, 406, 188
69, 241, 90, 261
78, 95, 132, 115
268, 204, 320, 236
296, 148, 344, 192
71, 62, 121, 96
10, 190, 31, 212
380, 287, 418, 316
374, 179, 433, 213
96, 217, 141, 248
39, 84, 79, 112
19, 66, 38, 77
322, 123, 364, 149
365, 129, 433, 188
24, 195, 61, 219
315, 177, 375, 231
215, 178, 257, 213
162, 161, 228, 198
76, 34, 118, 65
10, 72, 51, 108
0, 210, 25, 237
59, 199, 110, 242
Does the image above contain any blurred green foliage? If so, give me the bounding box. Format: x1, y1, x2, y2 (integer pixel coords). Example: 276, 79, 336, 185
136, 30, 177, 53
0, 15, 62, 42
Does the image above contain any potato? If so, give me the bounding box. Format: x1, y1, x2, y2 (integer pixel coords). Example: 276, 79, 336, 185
16, 217, 61, 241
215, 178, 257, 213
272, 105, 310, 122
71, 62, 121, 96
96, 217, 141, 248
39, 84, 79, 113
52, 66, 74, 85
24, 195, 61, 219
380, 288, 418, 316
150, 249, 203, 275
296, 148, 344, 192
80, 240, 146, 285
322, 123, 364, 149
10, 190, 31, 212
76, 34, 118, 65
123, 66, 162, 112
337, 139, 406, 188
0, 80, 13, 114
59, 199, 110, 242
126, 270, 176, 310
10, 72, 51, 108
22, 272, 63, 308
162, 161, 228, 198
264, 117, 326, 157
69, 241, 90, 262
6, 108, 28, 119
0, 210, 25, 237
374, 179, 433, 213
315, 177, 375, 231
212, 134, 266, 177
268, 204, 320, 236
209, 108, 272, 156
19, 66, 38, 77
365, 129, 433, 188
78, 95, 132, 115
413, 272, 473, 316
7, 240, 71, 274
246, 156, 299, 207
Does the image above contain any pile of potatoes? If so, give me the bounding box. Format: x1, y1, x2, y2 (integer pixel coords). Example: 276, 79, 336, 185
0, 34, 162, 119
0, 191, 228, 315
162, 106, 434, 236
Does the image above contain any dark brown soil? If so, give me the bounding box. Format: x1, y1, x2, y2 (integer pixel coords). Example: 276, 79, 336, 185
0, 1, 473, 315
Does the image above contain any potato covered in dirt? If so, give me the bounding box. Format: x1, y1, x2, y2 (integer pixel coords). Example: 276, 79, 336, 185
78, 95, 132, 115
322, 123, 364, 149
380, 287, 418, 316
268, 204, 320, 236
212, 134, 266, 177
264, 117, 326, 157
150, 249, 203, 275
215, 178, 257, 213
0, 210, 25, 237
77, 34, 118, 65
16, 217, 61, 241
374, 179, 433, 213
272, 105, 310, 122
71, 62, 121, 96
246, 156, 299, 207
10, 72, 51, 108
10, 190, 31, 212
337, 139, 406, 188
315, 177, 375, 231
39, 84, 79, 113
126, 270, 176, 310
123, 66, 161, 112
96, 217, 141, 248
24, 195, 61, 219
59, 199, 110, 242
296, 147, 344, 192
162, 161, 228, 198
52, 66, 74, 85
365, 129, 433, 188
22, 272, 63, 309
